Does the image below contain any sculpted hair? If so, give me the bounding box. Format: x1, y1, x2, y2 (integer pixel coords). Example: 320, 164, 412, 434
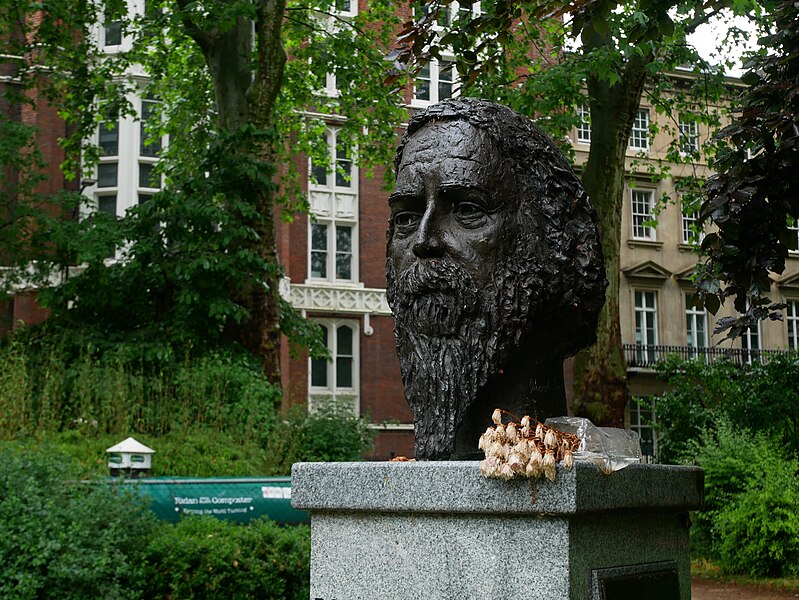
392, 98, 607, 357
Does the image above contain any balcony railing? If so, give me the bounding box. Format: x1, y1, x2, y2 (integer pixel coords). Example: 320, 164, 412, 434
623, 344, 798, 369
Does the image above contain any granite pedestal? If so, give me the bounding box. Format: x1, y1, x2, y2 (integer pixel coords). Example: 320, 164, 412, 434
292, 461, 703, 600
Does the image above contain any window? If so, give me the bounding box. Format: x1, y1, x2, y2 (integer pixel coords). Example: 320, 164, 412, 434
629, 108, 649, 151
97, 195, 118, 258
681, 207, 703, 245
741, 311, 761, 364
438, 1, 476, 26
788, 301, 799, 350
629, 397, 657, 463
685, 294, 707, 354
788, 217, 799, 253
417, 1, 481, 26
310, 223, 353, 280
97, 163, 118, 188
103, 20, 122, 47
98, 195, 117, 216
634, 290, 658, 364
631, 189, 655, 240
413, 59, 458, 105
679, 117, 699, 154
308, 127, 358, 283
576, 104, 591, 144
139, 98, 162, 157
309, 320, 359, 413
139, 96, 162, 194
332, 0, 357, 17
98, 120, 119, 156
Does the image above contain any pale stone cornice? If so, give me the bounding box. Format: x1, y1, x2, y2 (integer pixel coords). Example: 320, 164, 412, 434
286, 280, 391, 316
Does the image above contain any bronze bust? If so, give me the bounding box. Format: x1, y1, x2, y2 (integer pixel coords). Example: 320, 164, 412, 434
386, 98, 607, 460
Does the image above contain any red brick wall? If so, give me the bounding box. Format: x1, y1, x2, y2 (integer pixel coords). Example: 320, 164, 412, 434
369, 430, 414, 461
358, 163, 391, 289
12, 292, 50, 329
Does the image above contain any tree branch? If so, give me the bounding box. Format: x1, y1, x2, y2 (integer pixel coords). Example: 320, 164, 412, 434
173, 0, 215, 52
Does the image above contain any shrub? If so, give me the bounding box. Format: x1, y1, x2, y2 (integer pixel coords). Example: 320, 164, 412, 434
716, 463, 799, 577
683, 420, 799, 575
264, 401, 375, 475
0, 445, 156, 599
142, 516, 310, 599
656, 354, 799, 463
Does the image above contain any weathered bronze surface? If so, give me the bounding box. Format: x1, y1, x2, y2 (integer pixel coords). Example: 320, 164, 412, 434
386, 98, 607, 460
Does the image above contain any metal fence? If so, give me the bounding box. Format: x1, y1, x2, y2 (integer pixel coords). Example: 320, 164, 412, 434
623, 344, 798, 369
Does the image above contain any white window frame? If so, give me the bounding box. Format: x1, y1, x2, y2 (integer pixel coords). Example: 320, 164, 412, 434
629, 396, 657, 463
415, 1, 483, 27
685, 294, 707, 353
631, 188, 656, 241
309, 221, 356, 282
307, 127, 359, 284
576, 104, 591, 144
788, 300, 799, 351
634, 290, 659, 364
680, 203, 704, 245
309, 318, 360, 415
412, 57, 459, 107
85, 91, 166, 219
137, 96, 163, 205
679, 117, 699, 154
741, 305, 761, 364
629, 108, 650, 151
331, 0, 358, 18
788, 217, 799, 254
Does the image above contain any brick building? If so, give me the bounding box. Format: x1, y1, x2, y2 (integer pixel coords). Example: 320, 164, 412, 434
4, 2, 795, 462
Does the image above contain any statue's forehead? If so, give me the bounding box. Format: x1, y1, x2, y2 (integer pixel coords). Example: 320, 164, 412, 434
401, 120, 492, 162
396, 121, 500, 189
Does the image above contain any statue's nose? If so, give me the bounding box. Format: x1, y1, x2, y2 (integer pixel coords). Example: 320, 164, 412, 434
412, 206, 446, 259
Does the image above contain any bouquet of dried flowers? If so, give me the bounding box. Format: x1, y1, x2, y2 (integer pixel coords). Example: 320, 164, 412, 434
479, 409, 580, 482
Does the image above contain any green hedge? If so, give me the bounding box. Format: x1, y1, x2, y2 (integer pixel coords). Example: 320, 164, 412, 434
143, 517, 310, 599
0, 446, 312, 599
0, 444, 156, 599
682, 421, 799, 577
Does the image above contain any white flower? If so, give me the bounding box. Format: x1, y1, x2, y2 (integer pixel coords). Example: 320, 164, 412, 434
513, 441, 530, 460
563, 450, 574, 469
495, 423, 507, 443
520, 415, 531, 428
506, 422, 518, 443
543, 450, 556, 481
500, 463, 515, 480
544, 429, 557, 449
492, 408, 502, 425
508, 452, 525, 473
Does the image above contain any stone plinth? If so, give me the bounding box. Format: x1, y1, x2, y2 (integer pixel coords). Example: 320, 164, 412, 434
292, 461, 703, 600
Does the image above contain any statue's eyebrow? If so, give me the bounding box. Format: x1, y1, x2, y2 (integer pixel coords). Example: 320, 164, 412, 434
439, 182, 488, 194
388, 190, 422, 207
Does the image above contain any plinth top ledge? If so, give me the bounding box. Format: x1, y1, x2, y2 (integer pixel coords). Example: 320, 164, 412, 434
291, 461, 703, 515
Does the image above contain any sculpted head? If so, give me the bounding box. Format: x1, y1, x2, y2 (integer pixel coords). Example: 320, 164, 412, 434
386, 98, 606, 460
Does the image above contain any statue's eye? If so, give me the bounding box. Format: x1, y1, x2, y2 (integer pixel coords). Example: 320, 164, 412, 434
394, 211, 422, 231
453, 202, 487, 225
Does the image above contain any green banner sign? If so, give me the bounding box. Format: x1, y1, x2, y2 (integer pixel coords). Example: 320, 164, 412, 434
116, 477, 309, 524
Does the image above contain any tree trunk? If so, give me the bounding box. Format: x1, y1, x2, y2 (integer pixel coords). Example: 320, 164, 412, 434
572, 42, 650, 427
183, 2, 286, 384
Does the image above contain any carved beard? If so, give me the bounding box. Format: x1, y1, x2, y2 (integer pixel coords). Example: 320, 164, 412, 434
387, 258, 519, 459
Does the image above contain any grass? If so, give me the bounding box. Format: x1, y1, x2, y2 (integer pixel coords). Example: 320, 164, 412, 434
692, 558, 799, 592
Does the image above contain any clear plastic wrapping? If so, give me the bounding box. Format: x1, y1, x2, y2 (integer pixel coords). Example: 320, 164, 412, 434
544, 416, 641, 474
